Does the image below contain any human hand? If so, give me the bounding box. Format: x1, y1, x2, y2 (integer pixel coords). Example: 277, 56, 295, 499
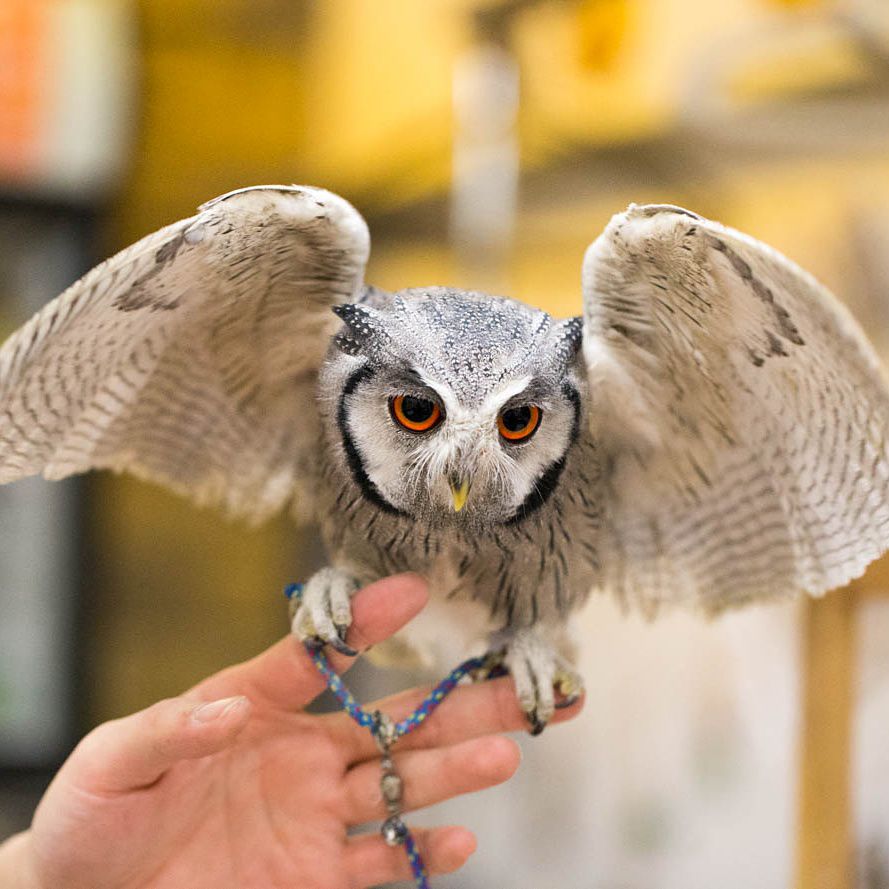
1, 574, 582, 889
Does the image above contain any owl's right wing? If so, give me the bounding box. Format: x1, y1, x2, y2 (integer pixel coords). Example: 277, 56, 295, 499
580, 203, 889, 615
0, 185, 369, 523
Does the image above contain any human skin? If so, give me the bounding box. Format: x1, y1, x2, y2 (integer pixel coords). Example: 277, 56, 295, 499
0, 573, 582, 889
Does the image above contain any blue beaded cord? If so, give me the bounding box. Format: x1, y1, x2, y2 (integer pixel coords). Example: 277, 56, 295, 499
285, 582, 489, 889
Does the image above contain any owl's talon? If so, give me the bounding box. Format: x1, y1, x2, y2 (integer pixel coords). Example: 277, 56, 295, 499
290, 567, 360, 657
327, 635, 359, 657
470, 649, 508, 682
303, 632, 356, 657
528, 712, 546, 736
554, 691, 580, 710
553, 666, 584, 710
495, 628, 583, 736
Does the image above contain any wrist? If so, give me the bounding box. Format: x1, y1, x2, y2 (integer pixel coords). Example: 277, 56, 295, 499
0, 831, 41, 889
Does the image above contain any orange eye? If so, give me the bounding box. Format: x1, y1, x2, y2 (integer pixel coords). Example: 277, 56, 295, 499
498, 405, 541, 442
390, 394, 442, 433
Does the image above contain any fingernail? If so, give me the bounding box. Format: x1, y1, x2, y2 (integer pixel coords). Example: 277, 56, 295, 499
192, 696, 246, 723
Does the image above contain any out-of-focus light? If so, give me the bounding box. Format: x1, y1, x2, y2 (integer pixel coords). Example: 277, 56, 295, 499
577, 0, 631, 72
450, 42, 520, 275
0, 0, 135, 202
765, 0, 829, 7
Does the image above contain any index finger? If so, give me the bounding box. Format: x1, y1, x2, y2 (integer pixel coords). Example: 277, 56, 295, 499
192, 573, 428, 711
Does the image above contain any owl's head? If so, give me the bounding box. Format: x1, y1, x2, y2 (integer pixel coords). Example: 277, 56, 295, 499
324, 288, 584, 527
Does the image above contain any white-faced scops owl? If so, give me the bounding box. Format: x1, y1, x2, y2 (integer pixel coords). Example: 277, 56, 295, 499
3, 186, 889, 732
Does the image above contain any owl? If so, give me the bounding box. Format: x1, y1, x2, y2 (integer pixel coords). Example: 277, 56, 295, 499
3, 185, 889, 733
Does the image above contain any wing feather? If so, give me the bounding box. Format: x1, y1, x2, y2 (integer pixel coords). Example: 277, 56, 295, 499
582, 204, 889, 613
0, 185, 369, 522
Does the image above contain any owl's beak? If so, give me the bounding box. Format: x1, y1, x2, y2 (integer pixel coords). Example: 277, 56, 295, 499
449, 477, 471, 512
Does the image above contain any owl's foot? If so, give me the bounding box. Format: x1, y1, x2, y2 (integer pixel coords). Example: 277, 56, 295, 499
289, 567, 360, 657
485, 629, 584, 735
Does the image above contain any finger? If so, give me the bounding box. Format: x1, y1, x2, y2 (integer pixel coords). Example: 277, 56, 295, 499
328, 675, 584, 762
344, 735, 520, 824
72, 695, 251, 793
345, 825, 476, 888
195, 573, 428, 711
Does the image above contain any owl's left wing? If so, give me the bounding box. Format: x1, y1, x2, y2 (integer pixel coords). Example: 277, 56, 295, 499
0, 185, 369, 523
581, 203, 889, 614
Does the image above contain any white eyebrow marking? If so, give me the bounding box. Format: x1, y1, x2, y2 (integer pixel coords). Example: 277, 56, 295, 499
481, 376, 532, 413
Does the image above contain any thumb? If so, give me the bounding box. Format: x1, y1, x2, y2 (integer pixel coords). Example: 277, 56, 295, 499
70, 695, 251, 794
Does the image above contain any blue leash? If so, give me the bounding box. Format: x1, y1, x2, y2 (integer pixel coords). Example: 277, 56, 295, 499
285, 582, 493, 888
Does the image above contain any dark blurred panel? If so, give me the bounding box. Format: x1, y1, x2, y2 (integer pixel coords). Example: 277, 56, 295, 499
0, 0, 135, 833
0, 209, 91, 770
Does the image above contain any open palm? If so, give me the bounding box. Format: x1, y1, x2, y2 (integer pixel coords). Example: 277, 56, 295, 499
9, 575, 581, 889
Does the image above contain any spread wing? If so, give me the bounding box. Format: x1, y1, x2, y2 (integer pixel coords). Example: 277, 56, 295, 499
582, 203, 889, 614
0, 185, 369, 523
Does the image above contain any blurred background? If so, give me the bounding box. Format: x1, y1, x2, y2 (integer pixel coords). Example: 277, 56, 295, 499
2, 0, 889, 886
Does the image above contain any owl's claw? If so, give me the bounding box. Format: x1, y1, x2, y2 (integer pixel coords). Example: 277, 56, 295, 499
327, 615, 359, 656
553, 666, 583, 709
554, 692, 581, 710
528, 713, 547, 736
468, 649, 509, 682
334, 621, 356, 654
290, 567, 360, 657
490, 629, 584, 735
300, 633, 357, 658
326, 635, 359, 658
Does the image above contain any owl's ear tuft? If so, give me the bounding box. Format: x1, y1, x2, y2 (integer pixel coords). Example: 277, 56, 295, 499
331, 303, 392, 358
549, 316, 584, 369
332, 332, 365, 356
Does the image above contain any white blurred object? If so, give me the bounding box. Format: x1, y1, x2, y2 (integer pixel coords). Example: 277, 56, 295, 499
0, 0, 134, 201
450, 42, 520, 273
854, 599, 889, 884
430, 596, 801, 889
679, 4, 889, 154
847, 0, 889, 49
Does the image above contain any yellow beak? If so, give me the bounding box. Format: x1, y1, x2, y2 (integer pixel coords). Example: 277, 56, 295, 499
449, 478, 471, 513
